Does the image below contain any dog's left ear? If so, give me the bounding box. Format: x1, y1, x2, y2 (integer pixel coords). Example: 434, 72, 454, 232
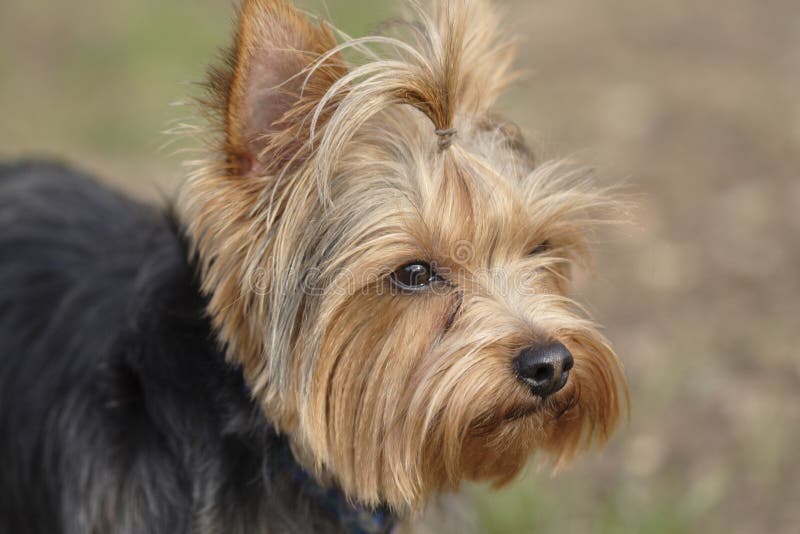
211, 0, 347, 176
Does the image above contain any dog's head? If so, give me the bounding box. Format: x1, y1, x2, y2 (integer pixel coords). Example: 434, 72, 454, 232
182, 0, 627, 511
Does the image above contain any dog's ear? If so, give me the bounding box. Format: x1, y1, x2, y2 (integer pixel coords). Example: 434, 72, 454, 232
210, 0, 346, 176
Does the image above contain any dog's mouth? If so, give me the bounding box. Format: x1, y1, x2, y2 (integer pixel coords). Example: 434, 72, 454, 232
501, 391, 581, 422
467, 392, 578, 439
501, 403, 544, 422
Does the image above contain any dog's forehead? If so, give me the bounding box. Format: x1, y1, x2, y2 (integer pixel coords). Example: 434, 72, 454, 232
380, 123, 535, 254
327, 111, 541, 261
424, 153, 531, 251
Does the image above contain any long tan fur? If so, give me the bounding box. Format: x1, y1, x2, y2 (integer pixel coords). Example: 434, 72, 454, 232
180, 0, 627, 513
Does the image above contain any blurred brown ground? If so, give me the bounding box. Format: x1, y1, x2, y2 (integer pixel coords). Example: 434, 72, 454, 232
1, 1, 798, 532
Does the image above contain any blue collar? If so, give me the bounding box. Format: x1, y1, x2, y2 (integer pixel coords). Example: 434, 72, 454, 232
240, 379, 395, 533
289, 464, 396, 534
272, 439, 396, 534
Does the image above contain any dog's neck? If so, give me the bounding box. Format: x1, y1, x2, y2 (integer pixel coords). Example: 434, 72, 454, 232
165, 239, 397, 533
274, 443, 396, 534
237, 382, 397, 534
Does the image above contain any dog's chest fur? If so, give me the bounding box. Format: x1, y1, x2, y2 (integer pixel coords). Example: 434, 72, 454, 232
0, 162, 394, 534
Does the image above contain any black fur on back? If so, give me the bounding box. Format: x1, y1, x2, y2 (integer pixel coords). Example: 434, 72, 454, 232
0, 161, 375, 534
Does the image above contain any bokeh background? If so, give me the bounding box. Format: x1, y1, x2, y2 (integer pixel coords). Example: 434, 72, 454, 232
2, 1, 798, 532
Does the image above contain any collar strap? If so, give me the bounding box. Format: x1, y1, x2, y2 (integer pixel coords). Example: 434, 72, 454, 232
241, 379, 395, 532
289, 463, 396, 534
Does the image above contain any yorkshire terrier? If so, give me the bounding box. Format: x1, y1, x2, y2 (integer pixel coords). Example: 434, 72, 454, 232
0, 0, 627, 532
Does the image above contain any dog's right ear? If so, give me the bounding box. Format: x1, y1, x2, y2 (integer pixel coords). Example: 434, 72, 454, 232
208, 0, 347, 177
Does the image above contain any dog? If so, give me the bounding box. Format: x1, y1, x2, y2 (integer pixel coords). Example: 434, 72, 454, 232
0, 0, 627, 532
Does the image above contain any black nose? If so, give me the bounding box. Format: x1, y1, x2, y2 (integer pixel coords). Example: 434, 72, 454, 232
514, 342, 574, 398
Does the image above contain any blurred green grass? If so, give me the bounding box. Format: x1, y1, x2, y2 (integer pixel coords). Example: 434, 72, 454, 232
2, 1, 798, 533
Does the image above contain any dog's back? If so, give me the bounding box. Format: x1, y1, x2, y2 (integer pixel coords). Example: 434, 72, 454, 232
0, 162, 196, 531
0, 162, 362, 533
0, 163, 222, 532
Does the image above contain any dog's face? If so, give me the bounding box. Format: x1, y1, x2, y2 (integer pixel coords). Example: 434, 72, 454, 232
183, 0, 626, 511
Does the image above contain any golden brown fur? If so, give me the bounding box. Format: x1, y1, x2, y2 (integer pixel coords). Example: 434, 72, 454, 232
180, 0, 627, 514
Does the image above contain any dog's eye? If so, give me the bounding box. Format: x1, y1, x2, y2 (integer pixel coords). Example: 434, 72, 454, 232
529, 240, 551, 255
390, 261, 442, 291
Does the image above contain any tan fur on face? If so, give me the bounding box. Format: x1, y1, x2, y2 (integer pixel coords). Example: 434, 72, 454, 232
181, 0, 628, 512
